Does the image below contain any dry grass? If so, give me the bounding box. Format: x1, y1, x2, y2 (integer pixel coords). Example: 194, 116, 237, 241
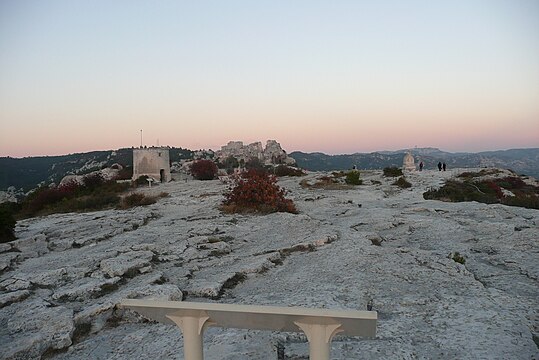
300, 177, 354, 190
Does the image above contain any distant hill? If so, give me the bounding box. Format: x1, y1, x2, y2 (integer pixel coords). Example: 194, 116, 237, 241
289, 148, 539, 178
0, 147, 193, 191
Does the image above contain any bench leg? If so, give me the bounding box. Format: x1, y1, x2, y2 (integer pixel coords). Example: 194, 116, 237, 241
294, 319, 343, 360
167, 311, 213, 360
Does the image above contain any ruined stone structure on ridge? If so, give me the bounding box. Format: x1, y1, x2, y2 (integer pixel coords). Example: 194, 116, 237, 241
132, 147, 171, 182
402, 152, 416, 172
215, 140, 296, 166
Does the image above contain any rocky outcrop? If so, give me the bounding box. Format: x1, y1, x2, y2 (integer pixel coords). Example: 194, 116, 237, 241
0, 186, 22, 203
215, 140, 296, 166
59, 166, 122, 187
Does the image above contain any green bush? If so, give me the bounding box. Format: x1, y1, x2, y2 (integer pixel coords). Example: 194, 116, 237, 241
501, 194, 539, 209
0, 203, 16, 243
450, 252, 466, 264
383, 167, 403, 177
458, 169, 501, 179
423, 176, 538, 210
393, 176, 411, 188
345, 170, 362, 185
424, 180, 500, 204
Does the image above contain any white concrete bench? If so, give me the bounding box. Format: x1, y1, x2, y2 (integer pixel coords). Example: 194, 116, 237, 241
121, 300, 377, 360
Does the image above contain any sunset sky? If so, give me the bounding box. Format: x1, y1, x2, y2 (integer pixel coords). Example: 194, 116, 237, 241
1, 1, 538, 157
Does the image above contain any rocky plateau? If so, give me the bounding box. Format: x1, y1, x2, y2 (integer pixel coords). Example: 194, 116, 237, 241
0, 169, 537, 359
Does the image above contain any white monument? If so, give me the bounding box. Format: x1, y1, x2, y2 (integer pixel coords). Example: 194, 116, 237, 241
133, 147, 171, 183
402, 152, 416, 172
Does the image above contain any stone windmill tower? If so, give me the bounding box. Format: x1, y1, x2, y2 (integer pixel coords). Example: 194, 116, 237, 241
132, 147, 171, 183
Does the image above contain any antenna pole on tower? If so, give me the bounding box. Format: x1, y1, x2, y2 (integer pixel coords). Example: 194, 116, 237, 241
140, 130, 143, 148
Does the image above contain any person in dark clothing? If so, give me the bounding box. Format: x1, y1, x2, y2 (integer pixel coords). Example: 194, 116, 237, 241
442, 162, 446, 171
437, 162, 442, 171
419, 161, 424, 171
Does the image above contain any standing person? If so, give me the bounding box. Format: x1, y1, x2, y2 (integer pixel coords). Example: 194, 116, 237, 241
419, 161, 424, 171
437, 162, 442, 171
442, 162, 446, 171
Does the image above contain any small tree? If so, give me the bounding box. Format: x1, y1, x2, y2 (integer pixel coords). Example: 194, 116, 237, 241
222, 169, 297, 214
345, 170, 362, 185
190, 160, 218, 180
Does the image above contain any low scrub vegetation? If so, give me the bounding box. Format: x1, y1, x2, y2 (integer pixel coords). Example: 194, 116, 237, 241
118, 192, 168, 209
116, 166, 134, 180
0, 203, 16, 243
18, 175, 131, 218
424, 175, 539, 209
345, 170, 362, 185
134, 175, 150, 187
221, 169, 297, 214
218, 156, 239, 174
119, 193, 155, 209
190, 160, 218, 180
332, 171, 347, 178
450, 252, 466, 265
383, 167, 403, 177
14, 172, 169, 218
274, 165, 305, 177
300, 171, 361, 190
458, 169, 501, 179
393, 176, 412, 188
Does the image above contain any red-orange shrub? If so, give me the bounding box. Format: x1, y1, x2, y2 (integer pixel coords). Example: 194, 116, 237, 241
190, 160, 218, 180
222, 169, 297, 214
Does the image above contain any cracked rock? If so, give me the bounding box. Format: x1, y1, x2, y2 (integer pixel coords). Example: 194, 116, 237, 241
1, 300, 74, 359
100, 251, 154, 278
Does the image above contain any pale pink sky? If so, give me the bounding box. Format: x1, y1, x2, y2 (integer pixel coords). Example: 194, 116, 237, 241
1, 1, 538, 157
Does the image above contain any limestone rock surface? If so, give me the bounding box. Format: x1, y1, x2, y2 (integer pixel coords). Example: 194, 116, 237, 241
0, 168, 537, 359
